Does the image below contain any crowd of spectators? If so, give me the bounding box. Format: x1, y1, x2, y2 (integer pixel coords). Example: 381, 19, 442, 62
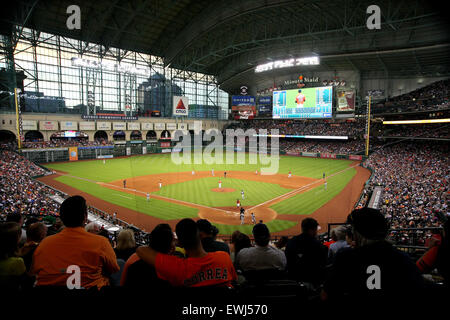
372, 79, 450, 114
381, 124, 450, 139
358, 141, 448, 236
225, 119, 366, 137
279, 139, 365, 155
22, 138, 113, 149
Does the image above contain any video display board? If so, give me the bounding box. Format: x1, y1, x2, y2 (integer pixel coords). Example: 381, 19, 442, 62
272, 86, 333, 119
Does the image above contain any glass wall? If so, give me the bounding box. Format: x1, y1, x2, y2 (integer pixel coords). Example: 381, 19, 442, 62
1, 27, 229, 119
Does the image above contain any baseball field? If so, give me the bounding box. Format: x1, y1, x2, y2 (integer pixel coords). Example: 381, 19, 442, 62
38, 153, 370, 235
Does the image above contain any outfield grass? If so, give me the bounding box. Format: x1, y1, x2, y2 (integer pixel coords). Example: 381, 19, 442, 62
270, 167, 356, 215
154, 177, 292, 207
45, 153, 353, 181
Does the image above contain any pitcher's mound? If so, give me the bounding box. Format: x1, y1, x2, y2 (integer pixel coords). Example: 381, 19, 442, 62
211, 188, 235, 193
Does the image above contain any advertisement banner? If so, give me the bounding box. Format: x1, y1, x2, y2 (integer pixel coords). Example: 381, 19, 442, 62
337, 90, 355, 112
154, 123, 165, 130
60, 121, 78, 130
161, 148, 172, 153
258, 96, 272, 105
97, 155, 114, 159
173, 96, 189, 116
302, 152, 318, 157
231, 106, 256, 119
142, 146, 147, 155
166, 123, 177, 130
39, 121, 58, 131
349, 155, 363, 161
320, 153, 337, 159
141, 122, 153, 130
69, 147, 78, 161
232, 96, 256, 106
286, 152, 301, 156
22, 120, 37, 131
128, 122, 140, 130
258, 105, 272, 114
113, 122, 127, 130
97, 122, 111, 130
79, 122, 96, 131
126, 147, 131, 156
160, 142, 171, 148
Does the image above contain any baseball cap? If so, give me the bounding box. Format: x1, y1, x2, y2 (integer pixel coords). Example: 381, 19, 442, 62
349, 207, 389, 240
196, 219, 213, 234
252, 223, 270, 240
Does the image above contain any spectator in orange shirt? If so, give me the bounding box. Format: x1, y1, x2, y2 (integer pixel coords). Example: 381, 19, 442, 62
31, 196, 119, 289
136, 218, 237, 287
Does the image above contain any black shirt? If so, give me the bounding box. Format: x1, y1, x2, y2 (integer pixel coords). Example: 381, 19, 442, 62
285, 233, 328, 285
323, 241, 425, 302
201, 237, 230, 254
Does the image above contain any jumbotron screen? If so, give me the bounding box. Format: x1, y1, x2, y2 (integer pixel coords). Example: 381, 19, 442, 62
272, 86, 333, 119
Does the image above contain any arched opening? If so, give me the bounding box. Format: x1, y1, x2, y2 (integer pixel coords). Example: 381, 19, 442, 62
0, 130, 16, 144
130, 130, 142, 140
94, 130, 108, 142
160, 130, 171, 139
146, 130, 157, 140
113, 131, 126, 141
24, 131, 44, 142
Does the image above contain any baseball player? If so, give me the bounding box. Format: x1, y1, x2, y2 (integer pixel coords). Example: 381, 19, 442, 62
159, 179, 162, 189
224, 171, 227, 178
212, 168, 215, 176
251, 212, 256, 225
288, 171, 292, 178
255, 169, 258, 175
323, 172, 326, 179
295, 89, 306, 107
240, 207, 245, 225
236, 199, 240, 208
324, 181, 327, 191
241, 189, 245, 200
123, 179, 126, 188
103, 159, 106, 165
218, 179, 222, 189
192, 170, 195, 175
146, 192, 150, 202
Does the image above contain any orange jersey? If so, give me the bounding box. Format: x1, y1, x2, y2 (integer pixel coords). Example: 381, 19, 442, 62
416, 246, 439, 273
31, 227, 119, 289
296, 94, 306, 104
155, 251, 237, 287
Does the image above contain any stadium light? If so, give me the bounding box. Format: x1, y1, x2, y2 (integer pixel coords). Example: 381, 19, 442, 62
383, 119, 450, 124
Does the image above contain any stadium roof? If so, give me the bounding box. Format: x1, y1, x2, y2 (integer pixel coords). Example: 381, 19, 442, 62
3, 0, 450, 92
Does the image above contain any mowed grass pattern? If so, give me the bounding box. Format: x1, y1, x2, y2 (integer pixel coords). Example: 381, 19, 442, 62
45, 153, 354, 181
270, 167, 356, 215
55, 175, 198, 220
154, 177, 292, 207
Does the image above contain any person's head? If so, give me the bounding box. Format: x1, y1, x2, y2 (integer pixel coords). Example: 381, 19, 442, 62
176, 218, 201, 250
60, 195, 88, 228
0, 222, 21, 260
6, 213, 23, 226
331, 226, 347, 242
275, 236, 289, 249
298, 89, 302, 93
301, 218, 319, 237
26, 222, 47, 243
234, 233, 252, 257
211, 225, 219, 240
196, 219, 213, 239
252, 223, 271, 247
116, 229, 136, 251
85, 222, 100, 234
148, 224, 174, 254
231, 230, 242, 244
348, 208, 389, 247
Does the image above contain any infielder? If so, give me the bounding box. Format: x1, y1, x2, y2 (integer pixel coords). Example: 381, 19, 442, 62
123, 179, 126, 188
192, 170, 195, 175
241, 189, 245, 200
159, 180, 162, 189
240, 207, 245, 225
236, 199, 240, 208
218, 179, 222, 189
212, 168, 215, 176
288, 171, 292, 178
324, 181, 327, 191
251, 212, 256, 225
146, 192, 150, 202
